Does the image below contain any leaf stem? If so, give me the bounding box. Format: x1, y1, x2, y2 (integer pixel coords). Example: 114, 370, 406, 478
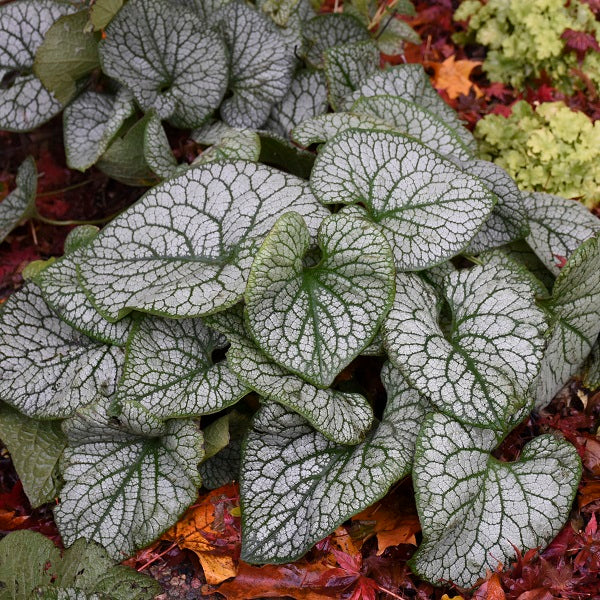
36, 179, 94, 197
31, 208, 122, 227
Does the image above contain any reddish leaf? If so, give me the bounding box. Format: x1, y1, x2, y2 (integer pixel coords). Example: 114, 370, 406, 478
561, 29, 600, 62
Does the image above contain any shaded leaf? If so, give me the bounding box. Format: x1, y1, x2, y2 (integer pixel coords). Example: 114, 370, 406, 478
194, 127, 261, 164
376, 17, 420, 55
0, 156, 37, 243
143, 112, 178, 179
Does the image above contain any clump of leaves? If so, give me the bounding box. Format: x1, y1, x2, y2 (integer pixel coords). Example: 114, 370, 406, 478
0, 0, 599, 592
475, 100, 600, 207
453, 0, 600, 93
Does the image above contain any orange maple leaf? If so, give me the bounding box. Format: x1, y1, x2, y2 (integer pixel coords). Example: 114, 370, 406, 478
428, 55, 483, 100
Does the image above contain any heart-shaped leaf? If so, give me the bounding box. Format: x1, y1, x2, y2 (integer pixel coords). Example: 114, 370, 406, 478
217, 0, 295, 128
383, 262, 547, 430
265, 69, 328, 138
0, 403, 66, 508
310, 129, 496, 270
99, 0, 228, 128
245, 212, 395, 387
344, 64, 476, 151
0, 530, 160, 600
302, 13, 370, 68
350, 94, 474, 161
143, 111, 178, 179
523, 192, 600, 276
291, 112, 388, 147
33, 226, 133, 346
207, 305, 373, 445
324, 40, 379, 110
534, 234, 600, 408
116, 314, 249, 435
55, 401, 203, 560
0, 284, 124, 419
410, 412, 581, 588
79, 161, 328, 321
0, 0, 75, 131
240, 362, 429, 563
63, 89, 135, 172
33, 10, 100, 105
0, 156, 37, 243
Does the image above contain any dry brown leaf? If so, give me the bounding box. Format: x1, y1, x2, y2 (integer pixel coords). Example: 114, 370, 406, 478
428, 55, 483, 99
583, 438, 600, 475
578, 479, 600, 507
162, 483, 239, 585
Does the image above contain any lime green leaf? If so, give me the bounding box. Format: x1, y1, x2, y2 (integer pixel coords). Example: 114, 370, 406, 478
241, 362, 429, 563
116, 314, 249, 435
143, 112, 177, 179
217, 0, 295, 128
0, 530, 159, 600
55, 401, 203, 560
303, 13, 370, 68
33, 226, 133, 346
79, 162, 328, 321
202, 413, 232, 461
383, 262, 547, 430
376, 18, 420, 55
0, 403, 66, 507
265, 70, 328, 138
208, 305, 373, 445
345, 64, 476, 151
310, 129, 496, 270
350, 94, 474, 160
88, 0, 124, 31
291, 112, 388, 147
324, 40, 379, 110
260, 0, 300, 26
99, 0, 228, 128
0, 284, 124, 419
0, 0, 75, 131
245, 212, 395, 387
411, 412, 581, 588
33, 11, 100, 105
523, 192, 600, 277
63, 88, 135, 172
0, 156, 37, 243
535, 234, 600, 408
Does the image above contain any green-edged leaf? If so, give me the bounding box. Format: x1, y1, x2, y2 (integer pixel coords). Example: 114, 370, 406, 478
241, 362, 429, 563
310, 129, 496, 270
535, 234, 600, 409
217, 0, 295, 128
523, 192, 600, 277
179, 0, 233, 23
193, 128, 261, 164
461, 160, 529, 253
79, 161, 328, 321
0, 403, 66, 507
33, 226, 134, 346
498, 239, 556, 294
55, 401, 203, 560
0, 530, 159, 600
63, 88, 135, 172
265, 69, 328, 138
96, 113, 158, 186
191, 120, 237, 145
302, 13, 370, 68
344, 64, 476, 151
350, 94, 473, 161
257, 131, 316, 179
324, 40, 379, 110
143, 112, 177, 179
291, 112, 389, 147
33, 11, 100, 105
116, 314, 249, 435
376, 17, 420, 54
584, 335, 600, 390
383, 263, 547, 430
0, 0, 75, 131
0, 284, 123, 419
88, 0, 124, 31
99, 0, 228, 128
0, 156, 37, 243
245, 212, 395, 387
411, 412, 581, 588
208, 305, 374, 445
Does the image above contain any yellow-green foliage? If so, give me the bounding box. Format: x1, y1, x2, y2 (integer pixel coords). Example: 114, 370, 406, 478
475, 101, 600, 207
454, 0, 600, 92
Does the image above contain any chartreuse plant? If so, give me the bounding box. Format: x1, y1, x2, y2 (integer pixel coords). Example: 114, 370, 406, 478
1, 0, 599, 592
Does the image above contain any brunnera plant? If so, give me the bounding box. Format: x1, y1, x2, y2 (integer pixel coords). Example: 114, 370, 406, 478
0, 0, 599, 591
